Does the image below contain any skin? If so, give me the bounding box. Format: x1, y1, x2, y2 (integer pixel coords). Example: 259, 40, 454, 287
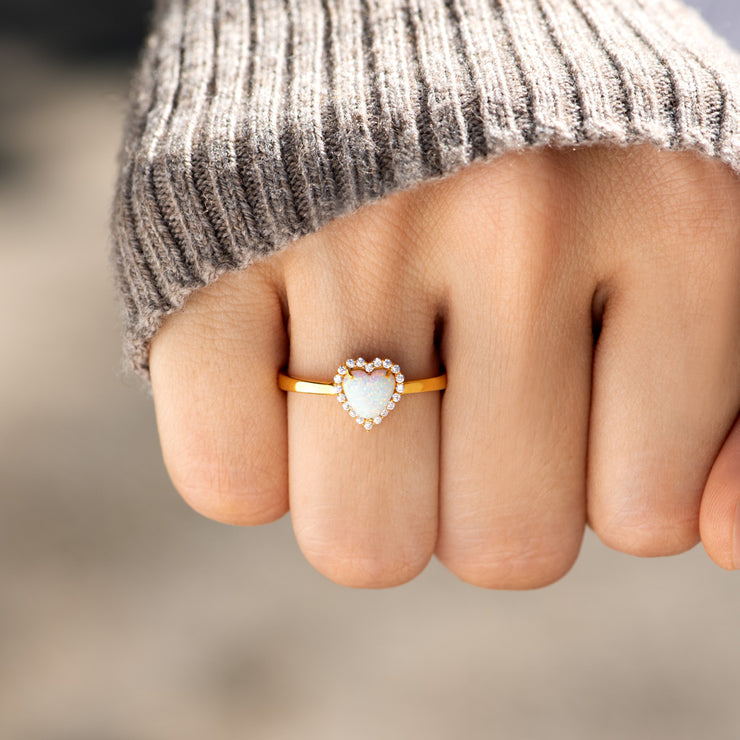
148, 143, 740, 589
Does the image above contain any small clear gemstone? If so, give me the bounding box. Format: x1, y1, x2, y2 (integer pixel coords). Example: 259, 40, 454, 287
364, 363, 374, 373
392, 393, 400, 402
391, 364, 400, 374
348, 409, 357, 417
380, 409, 388, 417
334, 374, 343, 384
373, 357, 382, 367
334, 384, 342, 392
357, 417, 365, 424
356, 357, 366, 366
382, 359, 392, 368
387, 401, 395, 410
395, 373, 405, 383
337, 393, 346, 402
338, 366, 347, 375
346, 359, 356, 368
396, 384, 404, 393
342, 401, 351, 410
373, 416, 382, 424
364, 420, 374, 430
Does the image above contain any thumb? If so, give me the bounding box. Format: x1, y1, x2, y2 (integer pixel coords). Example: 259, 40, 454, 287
701, 408, 740, 570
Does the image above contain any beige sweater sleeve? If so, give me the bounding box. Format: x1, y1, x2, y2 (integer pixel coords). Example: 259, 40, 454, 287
111, 0, 740, 381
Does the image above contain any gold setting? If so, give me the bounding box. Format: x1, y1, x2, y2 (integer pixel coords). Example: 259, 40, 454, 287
277, 356, 447, 430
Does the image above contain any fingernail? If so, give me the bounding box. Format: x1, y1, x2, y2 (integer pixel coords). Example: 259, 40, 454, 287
734, 502, 740, 570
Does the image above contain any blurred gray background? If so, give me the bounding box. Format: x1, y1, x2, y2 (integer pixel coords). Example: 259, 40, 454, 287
1, 1, 739, 739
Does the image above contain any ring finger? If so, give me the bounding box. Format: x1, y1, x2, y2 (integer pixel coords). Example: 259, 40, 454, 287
276, 197, 444, 588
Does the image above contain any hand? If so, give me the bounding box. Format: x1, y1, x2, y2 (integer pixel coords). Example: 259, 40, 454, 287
148, 143, 740, 588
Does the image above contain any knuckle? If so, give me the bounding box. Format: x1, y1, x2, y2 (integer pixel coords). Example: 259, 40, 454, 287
592, 507, 700, 557
295, 527, 433, 588
468, 151, 566, 237
625, 148, 740, 239
412, 150, 569, 273
437, 535, 581, 590
165, 446, 288, 526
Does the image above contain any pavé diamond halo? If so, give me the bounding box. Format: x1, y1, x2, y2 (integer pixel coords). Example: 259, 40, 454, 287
334, 357, 405, 430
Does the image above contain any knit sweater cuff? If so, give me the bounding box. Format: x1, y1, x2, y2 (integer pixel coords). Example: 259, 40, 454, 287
112, 0, 740, 381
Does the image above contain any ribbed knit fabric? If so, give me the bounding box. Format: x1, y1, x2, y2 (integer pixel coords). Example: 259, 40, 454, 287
112, 0, 740, 381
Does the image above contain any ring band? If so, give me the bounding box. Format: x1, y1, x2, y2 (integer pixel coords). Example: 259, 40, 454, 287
278, 356, 446, 430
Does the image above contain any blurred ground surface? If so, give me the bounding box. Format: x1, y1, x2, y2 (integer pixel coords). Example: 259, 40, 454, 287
1, 26, 740, 740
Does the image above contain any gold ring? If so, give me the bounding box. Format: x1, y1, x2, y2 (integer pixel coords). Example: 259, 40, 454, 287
277, 356, 447, 430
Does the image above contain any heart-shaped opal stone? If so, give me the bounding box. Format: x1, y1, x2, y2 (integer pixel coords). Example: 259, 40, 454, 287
342, 368, 395, 420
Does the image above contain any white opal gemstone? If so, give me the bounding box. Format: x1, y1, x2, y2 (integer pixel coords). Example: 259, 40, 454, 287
343, 368, 395, 420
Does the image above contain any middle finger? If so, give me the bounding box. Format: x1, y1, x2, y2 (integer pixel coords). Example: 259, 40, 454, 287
434, 153, 595, 589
